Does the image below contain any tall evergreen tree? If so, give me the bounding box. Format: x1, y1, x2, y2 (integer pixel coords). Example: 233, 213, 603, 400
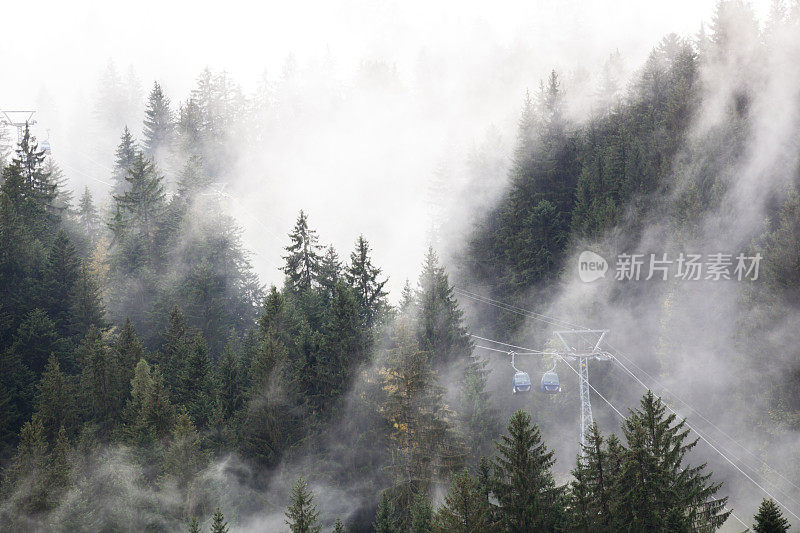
71, 263, 107, 338
285, 477, 321, 533
34, 354, 76, 443
492, 410, 565, 532
415, 248, 472, 365
410, 492, 434, 533
616, 391, 730, 531
210, 507, 229, 533
142, 82, 175, 159
753, 498, 790, 533
346, 235, 388, 329
112, 126, 138, 195
283, 211, 322, 293
433, 469, 493, 533
77, 186, 100, 243
40, 231, 81, 338
373, 491, 400, 533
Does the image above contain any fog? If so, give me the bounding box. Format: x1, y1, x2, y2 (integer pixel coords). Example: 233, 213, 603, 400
2, 0, 796, 530
0, 0, 763, 295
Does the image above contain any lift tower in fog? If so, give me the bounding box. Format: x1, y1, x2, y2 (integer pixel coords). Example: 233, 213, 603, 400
554, 329, 612, 448
1, 110, 36, 143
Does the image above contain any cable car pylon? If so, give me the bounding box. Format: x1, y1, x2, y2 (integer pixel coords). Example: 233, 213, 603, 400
554, 329, 612, 448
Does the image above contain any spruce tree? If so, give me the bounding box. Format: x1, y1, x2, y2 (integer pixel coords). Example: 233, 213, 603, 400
40, 231, 81, 338
112, 148, 166, 252
569, 424, 613, 532
492, 410, 564, 532
123, 358, 174, 444
460, 353, 501, 462
71, 263, 107, 338
112, 126, 138, 195
345, 235, 388, 329
282, 210, 322, 293
753, 499, 790, 533
333, 517, 345, 533
176, 336, 215, 429
78, 327, 115, 432
34, 354, 76, 443
285, 477, 321, 533
433, 469, 492, 533
163, 407, 205, 490
112, 317, 143, 404
617, 391, 730, 531
77, 186, 100, 243
142, 81, 175, 159
188, 517, 201, 533
210, 507, 229, 533
373, 492, 400, 533
409, 492, 433, 533
317, 245, 341, 302
415, 247, 472, 365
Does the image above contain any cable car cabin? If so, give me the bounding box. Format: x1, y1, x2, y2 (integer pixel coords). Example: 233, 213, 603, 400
40, 140, 51, 154
512, 371, 532, 394
541, 371, 561, 394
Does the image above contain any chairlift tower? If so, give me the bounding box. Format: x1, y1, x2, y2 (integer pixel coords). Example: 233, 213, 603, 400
554, 329, 612, 448
1, 110, 37, 143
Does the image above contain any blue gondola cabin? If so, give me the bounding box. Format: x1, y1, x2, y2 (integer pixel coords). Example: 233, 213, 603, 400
541, 371, 561, 394
513, 371, 532, 394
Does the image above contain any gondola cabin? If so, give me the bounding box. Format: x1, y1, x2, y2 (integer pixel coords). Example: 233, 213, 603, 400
40, 140, 51, 154
541, 371, 561, 394
512, 371, 532, 394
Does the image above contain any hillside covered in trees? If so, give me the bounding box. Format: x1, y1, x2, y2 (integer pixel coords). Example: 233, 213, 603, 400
1, 0, 800, 531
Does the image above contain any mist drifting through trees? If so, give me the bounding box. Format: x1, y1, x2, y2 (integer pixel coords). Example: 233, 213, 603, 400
1, 0, 800, 532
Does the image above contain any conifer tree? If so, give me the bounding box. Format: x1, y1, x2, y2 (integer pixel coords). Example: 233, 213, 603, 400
492, 410, 564, 532
188, 517, 201, 533
71, 263, 108, 337
568, 424, 613, 532
34, 354, 76, 443
216, 340, 244, 419
283, 210, 322, 293
159, 306, 191, 393
434, 469, 492, 533
415, 248, 472, 365
285, 477, 321, 533
753, 498, 790, 533
78, 327, 115, 432
40, 231, 81, 338
112, 126, 138, 194
373, 492, 400, 533
617, 391, 730, 531
333, 517, 345, 533
112, 148, 166, 252
163, 407, 205, 489
346, 235, 388, 329
460, 354, 501, 462
382, 318, 461, 524
9, 308, 62, 377
176, 337, 215, 428
210, 507, 229, 533
77, 186, 100, 243
112, 317, 143, 403
124, 358, 174, 444
409, 492, 433, 533
317, 245, 342, 302
142, 82, 175, 159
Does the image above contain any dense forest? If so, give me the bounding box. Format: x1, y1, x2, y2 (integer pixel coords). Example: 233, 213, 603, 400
2, 0, 800, 531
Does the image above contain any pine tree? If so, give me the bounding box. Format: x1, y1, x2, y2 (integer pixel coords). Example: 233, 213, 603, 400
188, 517, 201, 533
210, 507, 229, 533
71, 263, 108, 338
40, 230, 81, 338
317, 245, 341, 302
433, 469, 493, 533
282, 210, 322, 293
77, 186, 100, 243
460, 354, 501, 462
332, 517, 345, 533
285, 477, 321, 533
176, 336, 215, 429
569, 425, 613, 532
78, 327, 115, 432
111, 148, 166, 252
112, 317, 143, 404
142, 82, 175, 159
617, 391, 730, 531
373, 492, 400, 533
492, 410, 564, 532
345, 235, 388, 329
124, 358, 175, 444
112, 126, 138, 195
409, 492, 433, 533
415, 247, 472, 365
381, 318, 462, 524
216, 340, 244, 419
4, 417, 50, 514
34, 354, 76, 443
753, 498, 790, 533
9, 308, 62, 377
163, 407, 205, 489
159, 306, 191, 393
